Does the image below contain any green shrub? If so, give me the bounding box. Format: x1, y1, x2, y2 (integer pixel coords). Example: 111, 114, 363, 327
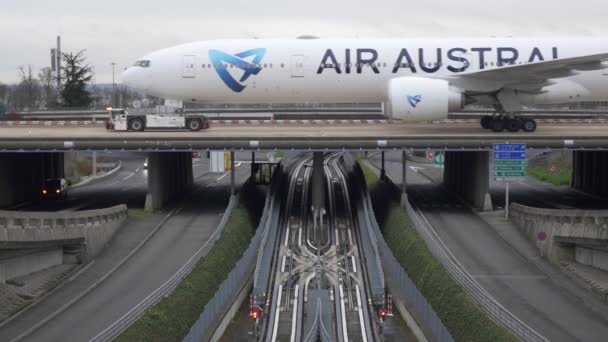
116, 206, 256, 341
359, 162, 516, 342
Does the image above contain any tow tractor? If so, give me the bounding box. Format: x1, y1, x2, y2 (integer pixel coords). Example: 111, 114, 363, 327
106, 108, 210, 132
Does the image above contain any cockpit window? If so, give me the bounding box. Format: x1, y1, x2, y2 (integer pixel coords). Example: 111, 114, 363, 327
133, 60, 151, 68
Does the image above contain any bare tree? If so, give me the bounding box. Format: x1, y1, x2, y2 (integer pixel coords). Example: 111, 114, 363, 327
38, 67, 56, 108
17, 65, 41, 110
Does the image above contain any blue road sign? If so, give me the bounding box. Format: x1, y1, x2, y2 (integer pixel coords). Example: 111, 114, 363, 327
493, 143, 526, 152
494, 152, 526, 160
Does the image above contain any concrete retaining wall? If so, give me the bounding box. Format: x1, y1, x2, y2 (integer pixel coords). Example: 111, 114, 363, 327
509, 203, 608, 266
0, 205, 128, 260
576, 246, 608, 272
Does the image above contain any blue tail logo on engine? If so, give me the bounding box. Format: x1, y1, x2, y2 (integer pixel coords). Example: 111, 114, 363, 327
209, 48, 267, 92
407, 95, 422, 108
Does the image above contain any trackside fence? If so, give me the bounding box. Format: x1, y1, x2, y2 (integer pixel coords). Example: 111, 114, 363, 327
351, 164, 454, 342
364, 158, 548, 342
183, 167, 285, 342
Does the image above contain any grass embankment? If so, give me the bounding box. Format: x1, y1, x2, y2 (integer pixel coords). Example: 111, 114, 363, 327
116, 183, 264, 342
527, 151, 572, 186
359, 162, 516, 342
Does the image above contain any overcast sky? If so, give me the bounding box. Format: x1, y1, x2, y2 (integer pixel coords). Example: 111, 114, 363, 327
1, 0, 607, 84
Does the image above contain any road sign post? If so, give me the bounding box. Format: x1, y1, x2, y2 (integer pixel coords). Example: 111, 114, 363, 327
493, 143, 526, 219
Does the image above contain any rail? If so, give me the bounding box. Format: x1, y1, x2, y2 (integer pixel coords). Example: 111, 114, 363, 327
90, 196, 238, 342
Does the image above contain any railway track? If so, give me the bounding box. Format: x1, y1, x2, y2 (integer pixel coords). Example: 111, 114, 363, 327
259, 153, 379, 342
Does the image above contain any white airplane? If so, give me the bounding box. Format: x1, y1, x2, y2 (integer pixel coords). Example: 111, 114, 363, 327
122, 38, 608, 132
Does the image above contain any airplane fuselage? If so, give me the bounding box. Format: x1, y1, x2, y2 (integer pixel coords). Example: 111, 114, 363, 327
122, 38, 608, 106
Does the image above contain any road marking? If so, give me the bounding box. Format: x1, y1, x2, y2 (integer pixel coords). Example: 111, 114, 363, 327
335, 228, 340, 247
409, 166, 424, 173
284, 227, 290, 246
351, 256, 357, 273
339, 285, 349, 342
355, 285, 368, 342
290, 284, 299, 342
135, 167, 141, 173
270, 286, 283, 342
122, 172, 135, 181
216, 171, 231, 182
298, 227, 302, 247
281, 256, 286, 272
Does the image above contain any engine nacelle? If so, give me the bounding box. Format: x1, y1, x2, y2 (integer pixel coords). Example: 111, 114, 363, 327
387, 77, 464, 122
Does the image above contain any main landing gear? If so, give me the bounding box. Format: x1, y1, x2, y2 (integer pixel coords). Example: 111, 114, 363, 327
480, 115, 537, 133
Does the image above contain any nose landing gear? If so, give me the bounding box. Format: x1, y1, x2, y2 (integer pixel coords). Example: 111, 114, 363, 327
480, 115, 537, 133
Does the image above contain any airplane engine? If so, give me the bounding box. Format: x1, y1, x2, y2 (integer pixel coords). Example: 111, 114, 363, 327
387, 77, 464, 122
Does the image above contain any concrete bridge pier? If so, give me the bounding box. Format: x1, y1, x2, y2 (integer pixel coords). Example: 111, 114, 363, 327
444, 151, 493, 211
0, 153, 65, 208
145, 152, 193, 210
572, 151, 608, 197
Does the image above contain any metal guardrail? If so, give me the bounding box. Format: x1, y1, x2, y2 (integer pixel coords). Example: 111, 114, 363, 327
377, 171, 549, 342
184, 167, 285, 341
89, 195, 238, 342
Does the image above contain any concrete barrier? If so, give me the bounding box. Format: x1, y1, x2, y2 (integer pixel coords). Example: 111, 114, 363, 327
509, 203, 608, 266
0, 205, 128, 260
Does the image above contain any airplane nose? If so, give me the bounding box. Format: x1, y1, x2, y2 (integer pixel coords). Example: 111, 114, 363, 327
121, 68, 136, 87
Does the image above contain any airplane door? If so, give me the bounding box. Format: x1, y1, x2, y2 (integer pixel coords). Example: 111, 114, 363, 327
182, 55, 196, 78
290, 55, 305, 78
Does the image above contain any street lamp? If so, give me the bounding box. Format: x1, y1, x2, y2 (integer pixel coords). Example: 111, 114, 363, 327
111, 62, 116, 107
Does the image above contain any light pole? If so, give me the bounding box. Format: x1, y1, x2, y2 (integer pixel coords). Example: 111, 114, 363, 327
111, 62, 116, 107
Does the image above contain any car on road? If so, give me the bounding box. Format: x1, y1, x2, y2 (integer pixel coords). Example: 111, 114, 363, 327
42, 178, 68, 199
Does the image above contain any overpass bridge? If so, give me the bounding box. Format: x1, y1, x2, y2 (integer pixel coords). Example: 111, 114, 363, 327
1, 121, 608, 212
1, 121, 608, 150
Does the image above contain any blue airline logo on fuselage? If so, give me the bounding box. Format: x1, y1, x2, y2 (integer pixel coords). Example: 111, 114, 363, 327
407, 95, 422, 108
209, 48, 267, 92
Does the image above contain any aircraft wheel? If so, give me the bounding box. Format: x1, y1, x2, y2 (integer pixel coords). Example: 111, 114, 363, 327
506, 118, 522, 132
490, 118, 505, 132
522, 118, 537, 132
187, 118, 202, 131
129, 118, 145, 132
480, 116, 491, 129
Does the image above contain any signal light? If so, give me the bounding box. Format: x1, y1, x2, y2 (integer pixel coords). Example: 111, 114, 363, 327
250, 308, 260, 320
379, 309, 387, 320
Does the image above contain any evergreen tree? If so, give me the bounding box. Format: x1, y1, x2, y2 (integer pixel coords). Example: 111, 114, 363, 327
61, 50, 93, 107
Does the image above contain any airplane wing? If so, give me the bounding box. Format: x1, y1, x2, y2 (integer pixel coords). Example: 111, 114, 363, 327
448, 53, 608, 93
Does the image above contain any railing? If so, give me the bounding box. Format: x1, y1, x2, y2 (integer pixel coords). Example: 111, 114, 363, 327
184, 167, 285, 342
0, 205, 126, 230
353, 165, 454, 342
90, 196, 238, 342
376, 170, 548, 342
